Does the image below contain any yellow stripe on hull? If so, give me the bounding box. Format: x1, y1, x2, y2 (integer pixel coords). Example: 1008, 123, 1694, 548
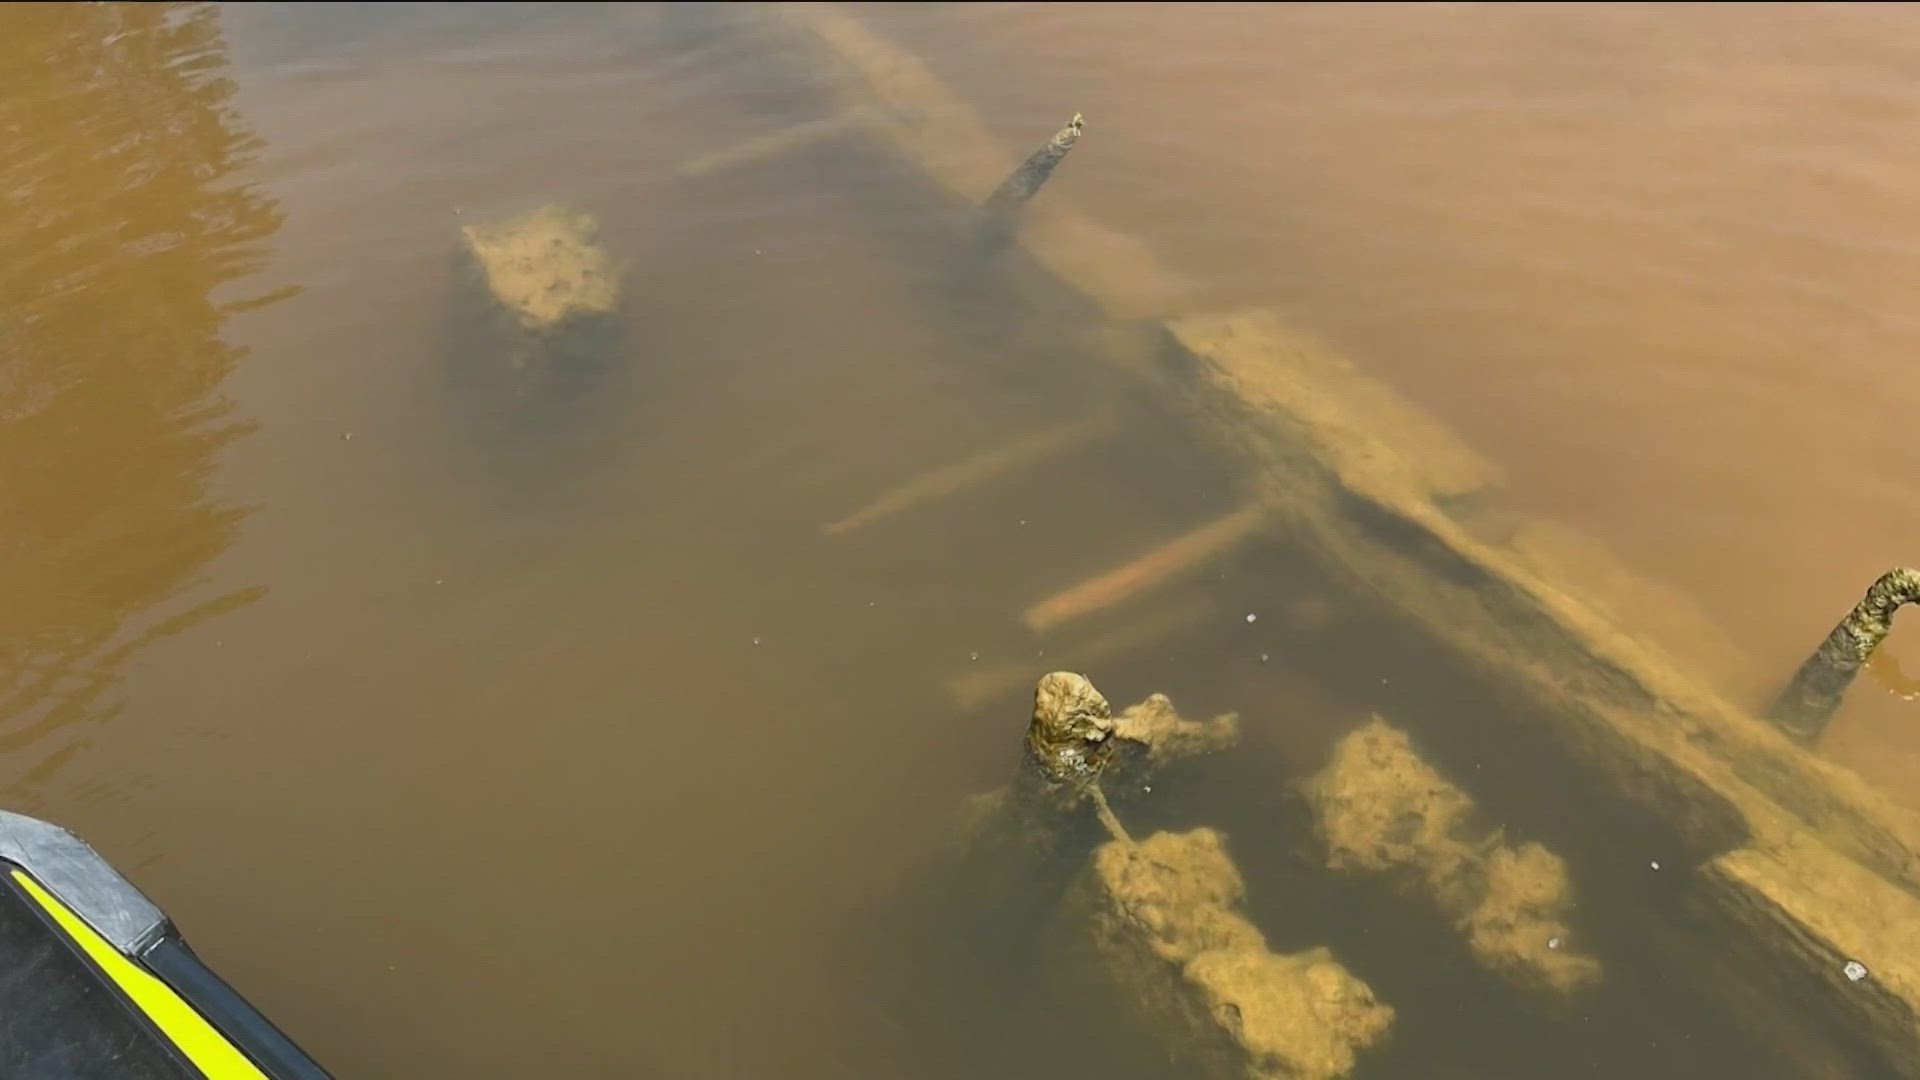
13, 869, 267, 1079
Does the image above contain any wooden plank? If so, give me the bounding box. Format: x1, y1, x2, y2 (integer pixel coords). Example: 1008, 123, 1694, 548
1023, 505, 1267, 634
678, 113, 864, 178
823, 416, 1111, 536
946, 595, 1215, 712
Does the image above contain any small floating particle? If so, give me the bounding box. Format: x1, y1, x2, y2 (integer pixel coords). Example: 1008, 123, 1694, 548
341, 432, 353, 441
1650, 860, 1661, 871
1548, 937, 1562, 950
970, 651, 979, 662
1143, 785, 1153, 794
752, 637, 762, 646
1244, 613, 1257, 624
1260, 653, 1270, 662
1844, 960, 1869, 982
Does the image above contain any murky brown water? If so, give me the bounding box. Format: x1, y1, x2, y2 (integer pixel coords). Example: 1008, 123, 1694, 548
862, 0, 1920, 791
2, 3, 1915, 1077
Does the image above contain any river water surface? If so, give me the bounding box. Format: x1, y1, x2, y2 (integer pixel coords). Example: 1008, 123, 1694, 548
3, 3, 1916, 1077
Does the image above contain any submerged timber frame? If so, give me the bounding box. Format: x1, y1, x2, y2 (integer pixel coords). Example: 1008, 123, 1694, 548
703, 4, 1920, 1072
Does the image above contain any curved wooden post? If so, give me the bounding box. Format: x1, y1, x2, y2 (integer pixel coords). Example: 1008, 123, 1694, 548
1769, 568, 1920, 740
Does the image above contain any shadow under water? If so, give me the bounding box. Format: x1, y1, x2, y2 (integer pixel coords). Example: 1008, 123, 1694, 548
434, 230, 633, 514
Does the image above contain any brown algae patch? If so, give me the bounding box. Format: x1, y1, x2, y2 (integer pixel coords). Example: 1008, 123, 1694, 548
1309, 718, 1602, 995
1051, 828, 1394, 1080
460, 205, 620, 330
1112, 692, 1241, 775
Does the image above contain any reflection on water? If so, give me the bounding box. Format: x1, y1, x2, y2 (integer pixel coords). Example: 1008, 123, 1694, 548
0, 2, 284, 794
3, 3, 1916, 1079
1869, 652, 1920, 702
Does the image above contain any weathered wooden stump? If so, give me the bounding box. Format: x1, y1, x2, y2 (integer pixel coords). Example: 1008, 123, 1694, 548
1770, 567, 1920, 740
976, 113, 1087, 263
985, 113, 1084, 214
933, 672, 1236, 923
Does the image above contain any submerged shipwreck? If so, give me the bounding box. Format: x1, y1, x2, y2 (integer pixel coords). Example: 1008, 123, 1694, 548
675, 4, 1919, 1075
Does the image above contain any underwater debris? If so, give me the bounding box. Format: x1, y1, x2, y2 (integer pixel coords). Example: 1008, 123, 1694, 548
823, 415, 1111, 536
745, 4, 1920, 1069
1308, 718, 1602, 996
1019, 677, 1388, 1079
438, 201, 629, 512
1110, 691, 1242, 779
984, 112, 1084, 214
1047, 828, 1394, 1080
1702, 837, 1920, 1066
459, 204, 619, 331
1024, 504, 1269, 634
937, 672, 1214, 898
1769, 567, 1920, 740
748, 1, 1180, 318
677, 113, 864, 178
1018, 673, 1238, 823
925, 674, 1388, 1078
1025, 670, 1120, 793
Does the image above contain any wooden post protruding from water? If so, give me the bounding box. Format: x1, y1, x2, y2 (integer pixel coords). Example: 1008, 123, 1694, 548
1024, 670, 1119, 789
984, 113, 1084, 213
1025, 673, 1243, 793
989, 672, 1239, 854
1769, 567, 1920, 741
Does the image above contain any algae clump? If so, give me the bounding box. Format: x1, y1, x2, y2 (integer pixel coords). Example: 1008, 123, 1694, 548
460, 204, 619, 332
